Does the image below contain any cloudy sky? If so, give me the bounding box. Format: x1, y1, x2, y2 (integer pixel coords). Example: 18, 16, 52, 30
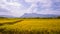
0, 0, 60, 17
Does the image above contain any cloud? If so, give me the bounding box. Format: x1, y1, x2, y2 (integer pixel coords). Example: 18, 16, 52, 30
25, 0, 60, 15
0, 0, 26, 17
0, 0, 60, 17
25, 0, 52, 12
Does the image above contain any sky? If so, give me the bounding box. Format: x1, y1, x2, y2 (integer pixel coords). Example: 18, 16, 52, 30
0, 0, 60, 17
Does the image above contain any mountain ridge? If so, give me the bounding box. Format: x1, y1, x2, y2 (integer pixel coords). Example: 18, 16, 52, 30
21, 13, 59, 18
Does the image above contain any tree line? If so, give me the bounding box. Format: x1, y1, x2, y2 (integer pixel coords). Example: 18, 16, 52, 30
0, 16, 60, 19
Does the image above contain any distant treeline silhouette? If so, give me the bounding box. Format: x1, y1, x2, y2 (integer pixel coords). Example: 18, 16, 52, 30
0, 17, 7, 19
21, 16, 60, 19
0, 16, 60, 19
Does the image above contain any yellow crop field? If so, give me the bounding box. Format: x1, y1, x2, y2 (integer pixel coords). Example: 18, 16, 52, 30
0, 18, 60, 34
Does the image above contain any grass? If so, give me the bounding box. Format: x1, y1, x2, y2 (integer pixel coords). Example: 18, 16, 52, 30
0, 18, 60, 34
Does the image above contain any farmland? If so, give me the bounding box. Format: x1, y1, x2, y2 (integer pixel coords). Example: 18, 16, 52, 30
0, 18, 60, 34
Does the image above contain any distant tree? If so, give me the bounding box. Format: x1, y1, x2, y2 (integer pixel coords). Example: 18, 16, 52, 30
57, 16, 60, 19
0, 17, 8, 19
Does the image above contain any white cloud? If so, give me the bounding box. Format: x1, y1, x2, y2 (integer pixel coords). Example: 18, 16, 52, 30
25, 0, 51, 3
0, 0, 60, 17
0, 0, 25, 17
7, 2, 21, 7
0, 0, 21, 8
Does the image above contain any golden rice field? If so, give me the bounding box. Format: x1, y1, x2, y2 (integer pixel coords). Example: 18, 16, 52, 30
0, 18, 60, 34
